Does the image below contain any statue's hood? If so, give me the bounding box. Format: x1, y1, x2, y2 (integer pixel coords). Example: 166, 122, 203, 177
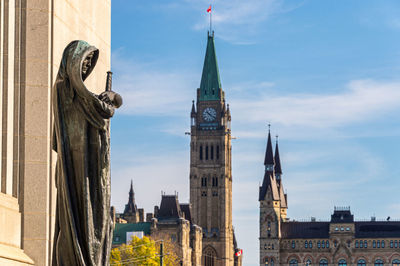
59, 40, 99, 92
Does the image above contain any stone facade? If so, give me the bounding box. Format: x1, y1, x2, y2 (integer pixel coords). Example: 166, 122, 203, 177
259, 132, 400, 266
113, 189, 203, 266
0, 0, 110, 265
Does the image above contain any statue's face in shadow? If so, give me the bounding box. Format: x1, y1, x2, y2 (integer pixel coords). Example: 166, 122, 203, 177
82, 52, 94, 76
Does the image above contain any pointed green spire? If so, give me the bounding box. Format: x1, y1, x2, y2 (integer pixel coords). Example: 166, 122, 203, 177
199, 32, 222, 101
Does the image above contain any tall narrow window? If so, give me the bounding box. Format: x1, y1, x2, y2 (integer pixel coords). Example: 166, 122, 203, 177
211, 145, 214, 160
200, 146, 203, 160
364, 240, 368, 248
391, 240, 393, 248
305, 241, 308, 248
373, 240, 376, 248
309, 241, 313, 248
216, 145, 220, 160
206, 146, 209, 160
382, 240, 385, 248
322, 240, 325, 248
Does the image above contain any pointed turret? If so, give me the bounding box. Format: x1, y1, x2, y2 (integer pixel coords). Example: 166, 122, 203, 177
274, 136, 282, 180
264, 128, 274, 172
191, 100, 196, 115
199, 32, 223, 101
124, 179, 138, 215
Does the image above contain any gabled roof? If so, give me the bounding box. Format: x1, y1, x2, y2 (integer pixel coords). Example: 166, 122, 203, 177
259, 172, 279, 201
199, 32, 222, 101
279, 184, 287, 208
180, 203, 192, 223
157, 195, 182, 220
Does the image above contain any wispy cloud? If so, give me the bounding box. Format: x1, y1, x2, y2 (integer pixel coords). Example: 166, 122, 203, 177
182, 0, 303, 43
231, 79, 400, 134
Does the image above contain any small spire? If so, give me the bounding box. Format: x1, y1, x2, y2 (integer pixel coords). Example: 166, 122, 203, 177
264, 125, 274, 170
274, 136, 282, 175
191, 100, 196, 114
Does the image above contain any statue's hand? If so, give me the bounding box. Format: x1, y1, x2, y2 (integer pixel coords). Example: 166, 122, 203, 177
99, 91, 123, 108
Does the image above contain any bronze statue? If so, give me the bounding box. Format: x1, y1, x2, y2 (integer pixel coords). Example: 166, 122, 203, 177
52, 40, 122, 266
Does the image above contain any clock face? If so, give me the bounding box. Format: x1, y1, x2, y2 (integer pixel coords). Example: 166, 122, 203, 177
202, 107, 217, 122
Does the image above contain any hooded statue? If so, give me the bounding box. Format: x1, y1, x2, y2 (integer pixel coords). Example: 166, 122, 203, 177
52, 40, 122, 266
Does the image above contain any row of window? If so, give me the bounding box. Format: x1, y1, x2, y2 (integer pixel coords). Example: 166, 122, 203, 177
201, 177, 219, 187
303, 240, 330, 249
355, 239, 400, 248
199, 145, 220, 161
289, 258, 400, 266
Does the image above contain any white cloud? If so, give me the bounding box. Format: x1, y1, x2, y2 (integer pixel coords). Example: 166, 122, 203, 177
183, 0, 303, 43
231, 79, 400, 132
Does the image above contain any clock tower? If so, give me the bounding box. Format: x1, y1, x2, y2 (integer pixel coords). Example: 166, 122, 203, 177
189, 32, 235, 266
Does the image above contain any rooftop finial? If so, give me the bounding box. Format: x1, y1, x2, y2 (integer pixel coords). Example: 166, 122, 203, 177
275, 135, 278, 143
268, 123, 271, 132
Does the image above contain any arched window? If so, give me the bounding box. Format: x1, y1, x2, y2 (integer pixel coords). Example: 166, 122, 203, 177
322, 240, 325, 248
211, 145, 214, 160
326, 240, 329, 248
391, 240, 394, 248
392, 259, 400, 266
291, 241, 295, 249
338, 259, 347, 266
271, 258, 274, 266
355, 240, 359, 248
309, 240, 313, 248
305, 241, 308, 248
375, 259, 384, 266
200, 146, 203, 160
357, 259, 366, 266
364, 240, 368, 248
319, 259, 328, 266
306, 259, 312, 266
317, 241, 321, 248
382, 240, 385, 248
360, 240, 363, 248
289, 259, 298, 266
373, 240, 376, 248
377, 240, 380, 248
203, 246, 217, 266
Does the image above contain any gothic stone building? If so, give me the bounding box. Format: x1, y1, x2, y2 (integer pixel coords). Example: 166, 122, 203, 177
189, 31, 242, 266
259, 131, 400, 265
113, 185, 203, 266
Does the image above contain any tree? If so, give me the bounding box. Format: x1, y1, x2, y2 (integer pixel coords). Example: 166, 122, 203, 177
110, 236, 159, 266
110, 234, 182, 266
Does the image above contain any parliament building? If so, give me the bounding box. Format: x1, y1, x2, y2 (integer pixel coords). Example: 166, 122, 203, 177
259, 131, 400, 265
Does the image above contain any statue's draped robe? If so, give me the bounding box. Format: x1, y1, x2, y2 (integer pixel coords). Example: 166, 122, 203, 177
52, 41, 114, 266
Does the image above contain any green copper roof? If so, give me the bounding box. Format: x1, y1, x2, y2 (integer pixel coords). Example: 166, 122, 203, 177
199, 33, 222, 101
112, 222, 151, 245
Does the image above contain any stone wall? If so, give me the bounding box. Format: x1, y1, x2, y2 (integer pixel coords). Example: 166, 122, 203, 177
0, 0, 111, 265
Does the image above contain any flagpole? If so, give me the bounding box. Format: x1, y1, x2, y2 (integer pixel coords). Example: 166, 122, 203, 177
210, 4, 212, 33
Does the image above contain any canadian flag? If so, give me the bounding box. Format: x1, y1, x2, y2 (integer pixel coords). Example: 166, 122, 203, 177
207, 5, 211, 13
235, 249, 243, 257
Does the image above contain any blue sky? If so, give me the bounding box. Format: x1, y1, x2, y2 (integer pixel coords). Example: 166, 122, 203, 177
110, 1, 400, 264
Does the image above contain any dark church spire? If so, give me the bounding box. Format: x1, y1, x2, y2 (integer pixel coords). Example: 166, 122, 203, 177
124, 179, 138, 215
199, 32, 222, 101
274, 135, 282, 177
264, 125, 274, 172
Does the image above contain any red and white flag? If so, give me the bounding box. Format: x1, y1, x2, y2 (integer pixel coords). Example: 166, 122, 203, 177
235, 249, 243, 257
207, 5, 212, 13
